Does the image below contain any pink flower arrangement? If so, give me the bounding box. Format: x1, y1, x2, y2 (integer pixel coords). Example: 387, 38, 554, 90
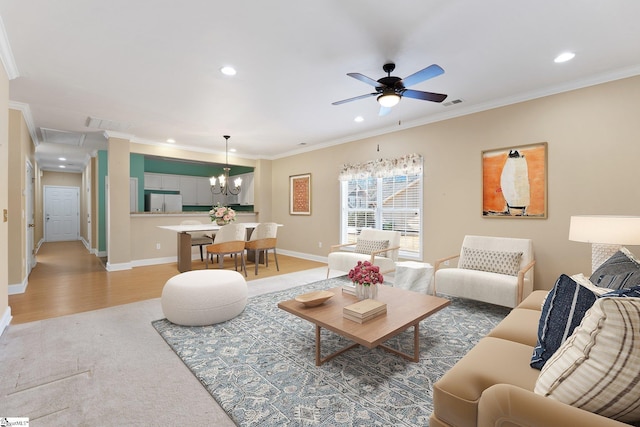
348, 260, 383, 286
209, 204, 236, 224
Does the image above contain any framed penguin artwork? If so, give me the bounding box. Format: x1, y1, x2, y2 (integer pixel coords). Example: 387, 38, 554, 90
482, 142, 547, 218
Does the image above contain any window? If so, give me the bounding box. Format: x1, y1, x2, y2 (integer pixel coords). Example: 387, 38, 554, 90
339, 154, 423, 259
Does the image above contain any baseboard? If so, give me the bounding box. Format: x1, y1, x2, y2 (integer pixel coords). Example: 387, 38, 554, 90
131, 256, 178, 267
105, 261, 133, 271
96, 250, 107, 257
82, 237, 90, 250
277, 249, 327, 264
8, 277, 28, 295
0, 306, 12, 337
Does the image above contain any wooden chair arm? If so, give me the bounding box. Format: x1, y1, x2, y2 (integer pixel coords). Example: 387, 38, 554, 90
516, 259, 536, 304
434, 254, 460, 272
329, 242, 356, 252
369, 245, 401, 261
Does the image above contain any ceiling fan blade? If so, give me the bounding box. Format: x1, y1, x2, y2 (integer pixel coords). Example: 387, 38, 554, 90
402, 64, 444, 88
347, 72, 383, 87
378, 106, 392, 116
331, 92, 377, 105
402, 89, 448, 103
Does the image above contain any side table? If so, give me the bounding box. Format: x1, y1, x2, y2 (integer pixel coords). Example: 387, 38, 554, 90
394, 261, 434, 294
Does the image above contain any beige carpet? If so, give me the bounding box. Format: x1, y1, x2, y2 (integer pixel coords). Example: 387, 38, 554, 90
0, 267, 341, 426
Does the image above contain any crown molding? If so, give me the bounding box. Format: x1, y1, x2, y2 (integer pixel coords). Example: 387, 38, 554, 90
8, 101, 38, 146
0, 15, 19, 80
102, 130, 134, 141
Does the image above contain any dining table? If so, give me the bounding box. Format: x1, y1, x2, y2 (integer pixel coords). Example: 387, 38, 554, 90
158, 222, 280, 272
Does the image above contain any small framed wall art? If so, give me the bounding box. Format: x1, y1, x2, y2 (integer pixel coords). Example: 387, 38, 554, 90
289, 173, 311, 215
482, 142, 547, 218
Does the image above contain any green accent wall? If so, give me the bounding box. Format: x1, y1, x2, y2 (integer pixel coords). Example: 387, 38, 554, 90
144, 157, 252, 177
130, 153, 145, 210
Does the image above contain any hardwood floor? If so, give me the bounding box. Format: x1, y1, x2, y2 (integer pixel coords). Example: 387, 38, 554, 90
9, 241, 326, 324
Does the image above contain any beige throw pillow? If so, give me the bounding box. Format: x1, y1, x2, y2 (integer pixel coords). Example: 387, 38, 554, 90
355, 239, 389, 256
534, 297, 640, 423
459, 247, 522, 276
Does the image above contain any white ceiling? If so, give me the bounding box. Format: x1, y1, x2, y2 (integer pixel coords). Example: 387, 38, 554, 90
1, 1, 640, 172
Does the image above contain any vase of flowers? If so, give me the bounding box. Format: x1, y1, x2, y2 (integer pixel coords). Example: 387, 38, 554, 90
209, 203, 236, 226
348, 260, 383, 300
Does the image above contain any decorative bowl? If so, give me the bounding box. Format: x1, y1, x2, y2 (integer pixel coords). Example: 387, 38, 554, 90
295, 290, 335, 307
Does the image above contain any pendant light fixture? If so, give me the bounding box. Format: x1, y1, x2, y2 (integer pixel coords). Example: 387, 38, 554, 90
210, 135, 242, 195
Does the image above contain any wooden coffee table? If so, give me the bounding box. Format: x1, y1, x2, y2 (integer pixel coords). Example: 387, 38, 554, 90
278, 285, 450, 366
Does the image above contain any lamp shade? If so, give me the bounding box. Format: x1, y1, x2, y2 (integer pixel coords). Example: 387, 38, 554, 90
569, 215, 640, 245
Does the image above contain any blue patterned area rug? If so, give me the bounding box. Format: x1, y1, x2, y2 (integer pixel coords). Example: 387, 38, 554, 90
152, 276, 510, 426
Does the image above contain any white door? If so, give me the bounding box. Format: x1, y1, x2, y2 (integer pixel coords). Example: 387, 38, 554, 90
44, 186, 80, 242
25, 161, 35, 274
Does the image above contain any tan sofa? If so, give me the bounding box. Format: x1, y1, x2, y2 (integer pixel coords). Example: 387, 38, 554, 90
429, 290, 630, 427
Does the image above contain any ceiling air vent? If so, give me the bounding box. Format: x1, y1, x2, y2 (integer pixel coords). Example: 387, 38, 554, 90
86, 116, 132, 132
40, 128, 86, 146
442, 98, 463, 107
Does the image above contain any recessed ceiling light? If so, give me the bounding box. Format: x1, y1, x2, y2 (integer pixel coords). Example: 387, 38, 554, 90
166, 138, 175, 143
220, 66, 237, 76
59, 165, 66, 168
354, 116, 364, 123
58, 157, 66, 161
554, 52, 575, 63
229, 148, 237, 153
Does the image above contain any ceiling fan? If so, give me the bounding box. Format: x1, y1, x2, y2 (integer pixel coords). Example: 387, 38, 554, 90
332, 62, 447, 116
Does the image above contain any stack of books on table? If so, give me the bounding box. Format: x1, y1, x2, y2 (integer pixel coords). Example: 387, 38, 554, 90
342, 283, 356, 296
343, 299, 387, 323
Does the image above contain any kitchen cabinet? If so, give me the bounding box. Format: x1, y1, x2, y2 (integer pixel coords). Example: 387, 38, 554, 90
144, 173, 180, 191
179, 176, 197, 205
237, 173, 254, 205
195, 177, 213, 206
180, 176, 213, 206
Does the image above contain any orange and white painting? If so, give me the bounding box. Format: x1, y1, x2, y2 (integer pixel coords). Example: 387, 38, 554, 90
482, 142, 547, 218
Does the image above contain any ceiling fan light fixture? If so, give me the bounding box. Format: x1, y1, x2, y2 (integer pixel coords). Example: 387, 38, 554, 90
378, 93, 400, 108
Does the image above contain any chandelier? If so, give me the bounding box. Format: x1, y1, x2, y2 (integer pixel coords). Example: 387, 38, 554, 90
210, 135, 242, 195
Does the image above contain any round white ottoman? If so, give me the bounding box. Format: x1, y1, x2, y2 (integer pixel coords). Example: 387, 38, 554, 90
161, 270, 248, 326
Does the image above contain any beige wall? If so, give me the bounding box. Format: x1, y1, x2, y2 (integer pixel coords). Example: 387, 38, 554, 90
42, 170, 83, 187
7, 109, 34, 287
107, 136, 131, 267
0, 63, 8, 326
272, 75, 640, 291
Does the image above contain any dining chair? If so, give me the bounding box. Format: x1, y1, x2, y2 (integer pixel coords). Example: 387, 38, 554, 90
245, 222, 279, 275
180, 219, 213, 262
205, 223, 247, 276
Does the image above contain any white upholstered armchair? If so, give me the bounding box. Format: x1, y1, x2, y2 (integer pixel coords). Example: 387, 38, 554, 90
326, 228, 401, 278
433, 235, 535, 308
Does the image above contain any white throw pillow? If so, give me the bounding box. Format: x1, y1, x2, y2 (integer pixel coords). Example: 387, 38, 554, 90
355, 239, 389, 256
534, 297, 640, 423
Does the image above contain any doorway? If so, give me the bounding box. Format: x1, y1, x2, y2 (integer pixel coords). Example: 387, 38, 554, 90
44, 185, 80, 242
25, 161, 35, 274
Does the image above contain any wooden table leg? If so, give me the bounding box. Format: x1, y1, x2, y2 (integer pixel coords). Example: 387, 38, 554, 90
378, 323, 421, 362
315, 325, 359, 366
177, 232, 192, 272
